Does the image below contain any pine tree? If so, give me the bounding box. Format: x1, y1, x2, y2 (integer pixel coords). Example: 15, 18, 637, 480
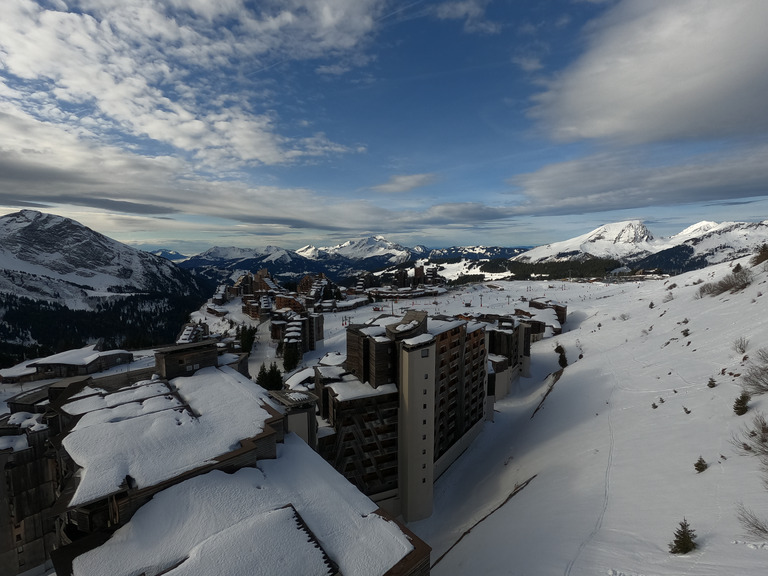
669, 518, 697, 554
255, 363, 268, 387
283, 344, 300, 372
694, 456, 707, 473
265, 362, 283, 391
734, 391, 750, 416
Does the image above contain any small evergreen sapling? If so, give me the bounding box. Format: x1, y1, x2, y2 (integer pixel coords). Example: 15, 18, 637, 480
734, 391, 750, 416
694, 456, 708, 473
669, 518, 697, 554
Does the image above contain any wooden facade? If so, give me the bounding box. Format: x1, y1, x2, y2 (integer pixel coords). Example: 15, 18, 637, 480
154, 341, 218, 380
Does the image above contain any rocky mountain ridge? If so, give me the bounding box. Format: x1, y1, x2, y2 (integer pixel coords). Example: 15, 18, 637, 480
0, 210, 203, 306
513, 219, 768, 271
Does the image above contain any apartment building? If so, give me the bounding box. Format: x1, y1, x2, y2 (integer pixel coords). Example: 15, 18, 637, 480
317, 310, 525, 522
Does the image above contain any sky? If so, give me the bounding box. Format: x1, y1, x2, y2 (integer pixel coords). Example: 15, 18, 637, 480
2, 0, 768, 254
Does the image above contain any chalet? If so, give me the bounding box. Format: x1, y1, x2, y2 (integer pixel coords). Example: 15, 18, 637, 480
27, 345, 133, 380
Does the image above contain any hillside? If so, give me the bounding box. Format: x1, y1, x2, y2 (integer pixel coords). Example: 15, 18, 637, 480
0, 210, 202, 306
0, 211, 209, 364
515, 219, 768, 269
407, 258, 768, 574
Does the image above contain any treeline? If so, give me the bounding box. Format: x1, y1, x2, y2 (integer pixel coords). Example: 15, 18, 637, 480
0, 292, 207, 368
477, 257, 621, 279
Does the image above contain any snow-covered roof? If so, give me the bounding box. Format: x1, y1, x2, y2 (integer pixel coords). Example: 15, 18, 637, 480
319, 352, 345, 366
0, 359, 38, 379
402, 333, 434, 346
428, 318, 465, 335
8, 411, 48, 431
62, 381, 173, 415
61, 366, 274, 507
28, 344, 130, 367
360, 325, 387, 337
327, 376, 398, 402
0, 435, 29, 452
316, 365, 346, 380
71, 434, 415, 576
285, 367, 316, 389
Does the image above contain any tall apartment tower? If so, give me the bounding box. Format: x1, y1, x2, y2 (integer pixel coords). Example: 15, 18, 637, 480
320, 311, 491, 522
398, 337, 437, 521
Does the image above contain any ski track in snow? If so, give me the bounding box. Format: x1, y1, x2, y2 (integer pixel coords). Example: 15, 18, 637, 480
564, 357, 617, 576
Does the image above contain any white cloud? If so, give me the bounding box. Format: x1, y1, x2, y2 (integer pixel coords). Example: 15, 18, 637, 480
0, 0, 386, 172
531, 0, 768, 143
316, 64, 352, 76
510, 144, 768, 216
512, 56, 543, 72
434, 0, 501, 34
371, 173, 437, 193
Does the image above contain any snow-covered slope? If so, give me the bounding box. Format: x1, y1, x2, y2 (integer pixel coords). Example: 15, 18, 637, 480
408, 257, 768, 575
515, 220, 655, 263
0, 210, 200, 307
515, 219, 768, 269
667, 220, 768, 263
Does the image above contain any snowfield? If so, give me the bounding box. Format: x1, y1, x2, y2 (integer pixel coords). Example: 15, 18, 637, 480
407, 258, 768, 575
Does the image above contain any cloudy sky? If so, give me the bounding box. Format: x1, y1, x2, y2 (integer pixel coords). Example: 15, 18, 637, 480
2, 0, 768, 253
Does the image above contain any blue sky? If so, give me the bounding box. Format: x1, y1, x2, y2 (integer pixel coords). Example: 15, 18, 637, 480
2, 0, 768, 254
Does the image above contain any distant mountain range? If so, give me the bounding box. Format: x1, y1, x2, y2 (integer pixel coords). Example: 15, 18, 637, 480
176, 237, 529, 283
513, 220, 768, 272
2, 209, 766, 364
6, 210, 768, 298
151, 249, 188, 262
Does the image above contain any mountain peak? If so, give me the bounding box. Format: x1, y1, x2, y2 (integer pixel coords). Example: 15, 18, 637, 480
673, 221, 719, 238
586, 220, 654, 244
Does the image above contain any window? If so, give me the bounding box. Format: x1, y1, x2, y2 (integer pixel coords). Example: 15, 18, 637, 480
422, 434, 426, 440
424, 373, 429, 379
422, 419, 427, 425
421, 348, 430, 358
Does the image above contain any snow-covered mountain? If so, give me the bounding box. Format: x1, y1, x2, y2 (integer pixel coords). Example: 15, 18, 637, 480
297, 235, 420, 264
183, 236, 431, 282
0, 210, 201, 306
151, 249, 188, 262
182, 218, 768, 285
514, 220, 655, 263
514, 219, 768, 270
179, 245, 324, 282
0, 211, 209, 362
